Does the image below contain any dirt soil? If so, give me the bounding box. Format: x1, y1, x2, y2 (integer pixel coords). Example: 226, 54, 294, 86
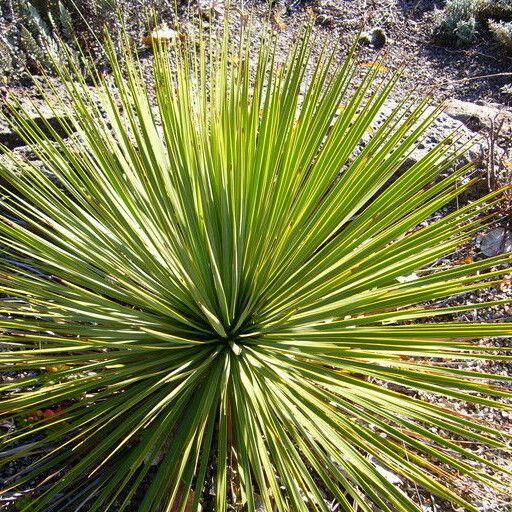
297, 0, 512, 106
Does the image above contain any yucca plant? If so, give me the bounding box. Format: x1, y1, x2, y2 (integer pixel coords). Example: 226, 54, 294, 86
0, 18, 511, 512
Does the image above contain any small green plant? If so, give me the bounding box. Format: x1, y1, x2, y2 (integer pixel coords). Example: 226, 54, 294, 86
18, 0, 79, 72
0, 0, 119, 77
433, 0, 479, 46
434, 0, 512, 49
0, 20, 511, 512
489, 19, 512, 51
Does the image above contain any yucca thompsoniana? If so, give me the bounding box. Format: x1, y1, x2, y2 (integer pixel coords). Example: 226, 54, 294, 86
0, 18, 511, 512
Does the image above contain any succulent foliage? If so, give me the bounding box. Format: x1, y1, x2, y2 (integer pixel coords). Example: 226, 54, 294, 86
434, 0, 512, 48
0, 20, 512, 512
0, 0, 118, 77
489, 19, 512, 52
476, 0, 512, 21
433, 0, 479, 46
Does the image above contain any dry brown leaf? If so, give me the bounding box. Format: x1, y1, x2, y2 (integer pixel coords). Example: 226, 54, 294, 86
143, 25, 180, 46
359, 62, 389, 73
273, 4, 287, 31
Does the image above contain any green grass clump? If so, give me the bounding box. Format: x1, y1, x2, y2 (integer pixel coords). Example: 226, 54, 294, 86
0, 20, 511, 512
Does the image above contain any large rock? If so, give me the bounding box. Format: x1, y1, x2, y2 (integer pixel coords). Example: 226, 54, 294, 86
0, 92, 74, 151
365, 99, 508, 201
444, 98, 512, 140
369, 100, 491, 166
480, 227, 512, 257
0, 83, 72, 153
